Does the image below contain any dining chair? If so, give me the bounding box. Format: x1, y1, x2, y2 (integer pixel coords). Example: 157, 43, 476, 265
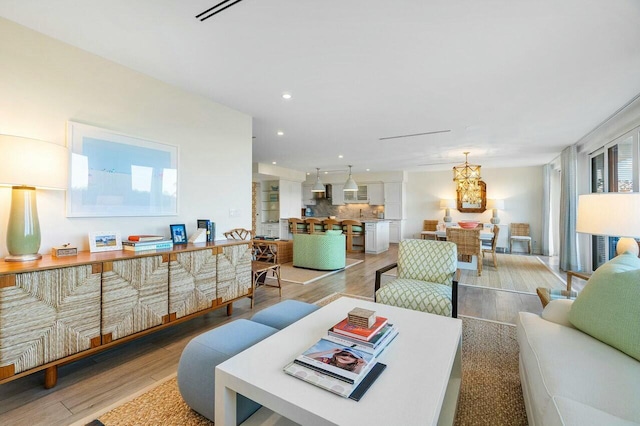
510, 223, 532, 254
481, 225, 500, 268
374, 239, 458, 317
446, 227, 482, 276
421, 220, 439, 240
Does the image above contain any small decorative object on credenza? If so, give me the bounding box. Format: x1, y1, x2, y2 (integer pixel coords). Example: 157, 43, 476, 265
197, 219, 215, 242
188, 228, 207, 243
51, 244, 78, 257
170, 224, 188, 244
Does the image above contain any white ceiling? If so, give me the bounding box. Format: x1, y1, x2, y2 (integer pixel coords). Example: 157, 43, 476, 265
2, 0, 640, 175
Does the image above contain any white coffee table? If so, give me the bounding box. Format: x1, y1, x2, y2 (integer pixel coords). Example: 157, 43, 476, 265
215, 297, 462, 426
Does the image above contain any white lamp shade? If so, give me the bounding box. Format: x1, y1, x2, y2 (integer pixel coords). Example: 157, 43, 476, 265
576, 193, 640, 238
0, 135, 68, 189
439, 199, 456, 209
343, 176, 358, 191
487, 199, 504, 210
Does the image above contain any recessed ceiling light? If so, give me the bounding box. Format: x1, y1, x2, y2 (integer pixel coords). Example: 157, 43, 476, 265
366, 168, 370, 171
277, 131, 284, 136
282, 92, 292, 100
338, 155, 343, 159
272, 161, 277, 165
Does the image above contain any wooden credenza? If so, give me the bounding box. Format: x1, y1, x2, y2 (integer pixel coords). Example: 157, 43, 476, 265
0, 241, 252, 388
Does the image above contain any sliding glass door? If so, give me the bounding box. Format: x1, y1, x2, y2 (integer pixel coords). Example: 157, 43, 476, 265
589, 132, 638, 268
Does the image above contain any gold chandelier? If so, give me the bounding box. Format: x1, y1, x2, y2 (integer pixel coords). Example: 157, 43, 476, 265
453, 152, 482, 204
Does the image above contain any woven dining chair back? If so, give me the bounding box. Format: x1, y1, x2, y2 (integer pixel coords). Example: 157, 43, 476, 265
446, 227, 482, 276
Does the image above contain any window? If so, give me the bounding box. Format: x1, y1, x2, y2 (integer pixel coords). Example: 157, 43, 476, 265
589, 131, 639, 268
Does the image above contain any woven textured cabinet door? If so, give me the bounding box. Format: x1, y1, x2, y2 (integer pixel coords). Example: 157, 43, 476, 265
216, 243, 252, 303
0, 265, 101, 378
101, 256, 169, 342
169, 248, 218, 319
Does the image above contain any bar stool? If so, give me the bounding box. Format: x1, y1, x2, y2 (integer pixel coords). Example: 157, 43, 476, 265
323, 218, 343, 232
288, 218, 308, 234
305, 218, 324, 234
342, 219, 365, 253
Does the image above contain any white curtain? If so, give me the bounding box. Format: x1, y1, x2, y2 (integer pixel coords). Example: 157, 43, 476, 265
559, 146, 581, 271
541, 164, 551, 256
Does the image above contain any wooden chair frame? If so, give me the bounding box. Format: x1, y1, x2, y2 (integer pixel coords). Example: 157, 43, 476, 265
223, 228, 254, 240
482, 225, 500, 268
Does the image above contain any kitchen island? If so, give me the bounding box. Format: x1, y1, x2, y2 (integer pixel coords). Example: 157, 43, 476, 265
362, 219, 390, 254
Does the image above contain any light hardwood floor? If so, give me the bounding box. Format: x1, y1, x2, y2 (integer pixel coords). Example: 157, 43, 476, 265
0, 245, 546, 426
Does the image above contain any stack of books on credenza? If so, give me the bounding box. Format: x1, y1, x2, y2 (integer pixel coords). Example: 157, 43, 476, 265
123, 235, 174, 252
283, 312, 398, 401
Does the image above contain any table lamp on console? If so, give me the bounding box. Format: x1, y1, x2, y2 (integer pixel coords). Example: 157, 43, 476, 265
0, 135, 68, 262
439, 199, 456, 223
487, 199, 504, 224
576, 193, 640, 257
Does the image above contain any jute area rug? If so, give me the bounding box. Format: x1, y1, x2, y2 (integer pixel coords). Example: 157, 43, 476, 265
87, 293, 527, 426
384, 253, 565, 294
265, 258, 363, 285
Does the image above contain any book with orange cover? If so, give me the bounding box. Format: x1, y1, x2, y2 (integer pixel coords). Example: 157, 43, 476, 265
331, 316, 388, 341
127, 235, 164, 242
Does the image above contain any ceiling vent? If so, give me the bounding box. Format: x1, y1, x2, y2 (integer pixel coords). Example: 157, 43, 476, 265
379, 130, 451, 141
196, 0, 245, 22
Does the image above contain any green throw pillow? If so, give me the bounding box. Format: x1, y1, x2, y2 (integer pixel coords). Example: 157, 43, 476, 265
569, 252, 640, 361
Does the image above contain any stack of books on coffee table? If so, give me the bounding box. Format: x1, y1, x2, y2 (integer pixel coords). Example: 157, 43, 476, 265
283, 311, 398, 400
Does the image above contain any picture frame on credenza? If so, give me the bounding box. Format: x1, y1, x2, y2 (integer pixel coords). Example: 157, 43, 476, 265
170, 224, 188, 244
88, 231, 123, 252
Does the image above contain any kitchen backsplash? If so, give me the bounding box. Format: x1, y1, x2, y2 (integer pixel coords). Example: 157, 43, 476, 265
307, 198, 384, 219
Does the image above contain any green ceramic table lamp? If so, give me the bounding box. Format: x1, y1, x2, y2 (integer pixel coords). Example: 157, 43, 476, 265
0, 135, 67, 262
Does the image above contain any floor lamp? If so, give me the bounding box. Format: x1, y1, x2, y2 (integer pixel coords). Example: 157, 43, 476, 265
0, 135, 68, 262
576, 193, 640, 257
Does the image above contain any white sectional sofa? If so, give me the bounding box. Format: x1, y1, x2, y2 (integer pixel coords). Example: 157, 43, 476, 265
517, 252, 640, 426
517, 302, 640, 425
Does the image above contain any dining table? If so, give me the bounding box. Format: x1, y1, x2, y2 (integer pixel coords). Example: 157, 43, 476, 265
420, 228, 494, 241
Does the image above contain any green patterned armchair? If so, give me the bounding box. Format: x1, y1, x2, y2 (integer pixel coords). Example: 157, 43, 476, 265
375, 239, 459, 317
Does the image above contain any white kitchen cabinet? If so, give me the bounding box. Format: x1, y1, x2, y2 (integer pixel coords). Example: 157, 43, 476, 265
279, 179, 302, 218
332, 183, 345, 205
388, 220, 403, 243
384, 182, 405, 219
368, 183, 384, 205
365, 221, 390, 254
302, 184, 316, 205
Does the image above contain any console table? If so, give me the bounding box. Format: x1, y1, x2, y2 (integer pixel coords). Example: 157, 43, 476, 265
0, 240, 252, 389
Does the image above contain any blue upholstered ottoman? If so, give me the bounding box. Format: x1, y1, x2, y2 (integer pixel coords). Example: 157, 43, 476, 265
177, 319, 278, 423
250, 299, 320, 330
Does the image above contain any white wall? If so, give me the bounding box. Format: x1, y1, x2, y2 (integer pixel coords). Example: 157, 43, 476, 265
0, 18, 252, 256
406, 166, 544, 252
